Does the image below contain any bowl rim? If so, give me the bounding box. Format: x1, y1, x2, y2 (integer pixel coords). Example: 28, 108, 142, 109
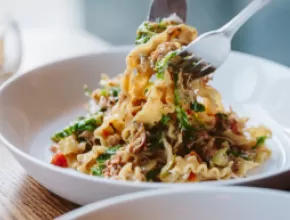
1, 45, 290, 189
55, 186, 290, 220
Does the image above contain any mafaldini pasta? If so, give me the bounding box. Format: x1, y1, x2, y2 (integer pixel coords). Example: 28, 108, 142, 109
50, 18, 272, 183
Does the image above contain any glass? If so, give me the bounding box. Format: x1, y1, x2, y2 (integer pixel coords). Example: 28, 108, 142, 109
0, 13, 21, 84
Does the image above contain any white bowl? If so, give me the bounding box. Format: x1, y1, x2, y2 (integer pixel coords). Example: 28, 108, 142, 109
56, 187, 290, 220
1, 46, 290, 205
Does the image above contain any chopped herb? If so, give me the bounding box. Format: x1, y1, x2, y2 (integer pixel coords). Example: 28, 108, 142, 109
96, 157, 108, 165
97, 154, 111, 162
135, 23, 156, 45
51, 114, 103, 142
51, 132, 66, 142
230, 150, 249, 160
110, 87, 120, 97
173, 72, 180, 105
84, 84, 92, 96
100, 88, 108, 97
106, 145, 122, 155
176, 106, 190, 130
174, 89, 180, 105
135, 35, 151, 45
160, 115, 170, 125
144, 88, 149, 94
135, 21, 167, 45
191, 100, 205, 112
156, 72, 164, 79
96, 145, 122, 163
91, 165, 105, 176
173, 72, 191, 130
146, 168, 161, 181
156, 51, 178, 79
253, 136, 267, 149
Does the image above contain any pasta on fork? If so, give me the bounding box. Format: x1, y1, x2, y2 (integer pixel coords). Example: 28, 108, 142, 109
50, 18, 271, 183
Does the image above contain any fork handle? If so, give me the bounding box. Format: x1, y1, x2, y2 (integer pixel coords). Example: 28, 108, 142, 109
219, 0, 271, 39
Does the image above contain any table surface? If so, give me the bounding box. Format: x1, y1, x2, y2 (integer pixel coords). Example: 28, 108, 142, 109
0, 146, 79, 219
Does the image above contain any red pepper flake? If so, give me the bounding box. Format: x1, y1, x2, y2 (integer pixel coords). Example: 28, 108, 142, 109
186, 109, 192, 115
102, 130, 110, 138
51, 153, 68, 168
188, 172, 197, 182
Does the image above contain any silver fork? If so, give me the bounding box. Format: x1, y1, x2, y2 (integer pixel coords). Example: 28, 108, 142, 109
149, 0, 271, 79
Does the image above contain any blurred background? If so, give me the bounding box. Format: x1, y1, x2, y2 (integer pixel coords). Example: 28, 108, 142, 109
84, 0, 289, 66
1, 0, 289, 70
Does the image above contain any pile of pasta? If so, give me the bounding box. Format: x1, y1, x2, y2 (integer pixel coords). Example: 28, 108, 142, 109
50, 18, 272, 182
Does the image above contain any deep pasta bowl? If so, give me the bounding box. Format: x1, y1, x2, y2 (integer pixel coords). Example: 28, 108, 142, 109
0, 46, 290, 205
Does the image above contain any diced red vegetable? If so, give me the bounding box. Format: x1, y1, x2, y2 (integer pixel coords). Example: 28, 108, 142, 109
51, 153, 68, 168
188, 172, 197, 182
102, 130, 110, 138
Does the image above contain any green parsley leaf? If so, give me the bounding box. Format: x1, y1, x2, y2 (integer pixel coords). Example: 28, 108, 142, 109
96, 145, 122, 163
50, 131, 66, 142
174, 89, 180, 105
160, 115, 170, 125
51, 114, 103, 142
155, 51, 177, 79
176, 106, 190, 129
191, 100, 205, 112
253, 136, 267, 149
110, 87, 120, 97
100, 88, 108, 97
106, 145, 122, 155
135, 35, 151, 45
97, 154, 111, 163
91, 165, 105, 176
135, 22, 158, 45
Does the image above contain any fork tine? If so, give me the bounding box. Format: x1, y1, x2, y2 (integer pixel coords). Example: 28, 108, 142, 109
168, 50, 216, 79
172, 54, 216, 78
191, 68, 215, 80
176, 59, 194, 69
182, 57, 204, 72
